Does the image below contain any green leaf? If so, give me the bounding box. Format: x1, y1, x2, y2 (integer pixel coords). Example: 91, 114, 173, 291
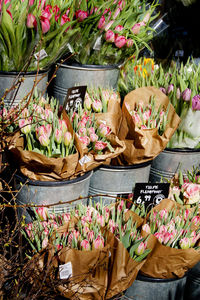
121, 230, 131, 249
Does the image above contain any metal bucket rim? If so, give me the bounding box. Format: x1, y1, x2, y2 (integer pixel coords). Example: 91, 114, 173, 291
165, 147, 200, 153
15, 171, 93, 187
57, 62, 120, 71
137, 273, 186, 283
99, 160, 152, 170
0, 69, 49, 76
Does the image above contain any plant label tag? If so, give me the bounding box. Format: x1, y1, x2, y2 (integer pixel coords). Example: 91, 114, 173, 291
34, 49, 48, 61
93, 35, 102, 50
133, 183, 170, 211
175, 50, 184, 57
59, 262, 72, 280
79, 155, 91, 166
63, 86, 87, 113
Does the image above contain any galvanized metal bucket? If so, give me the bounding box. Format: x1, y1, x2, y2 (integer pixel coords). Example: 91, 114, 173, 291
124, 273, 187, 300
89, 162, 152, 205
0, 70, 49, 107
184, 262, 200, 300
149, 148, 200, 183
50, 63, 120, 105
14, 171, 93, 223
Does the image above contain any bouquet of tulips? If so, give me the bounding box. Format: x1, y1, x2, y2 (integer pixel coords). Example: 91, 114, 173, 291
119, 57, 200, 148
140, 198, 200, 278
68, 0, 159, 65
68, 104, 125, 172
168, 167, 200, 206
113, 86, 180, 165
84, 86, 123, 137
0, 0, 79, 71
9, 94, 79, 181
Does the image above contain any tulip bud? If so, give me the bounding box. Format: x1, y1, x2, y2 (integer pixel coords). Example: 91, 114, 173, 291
40, 16, 50, 34
84, 94, 92, 110
126, 38, 134, 48
90, 133, 98, 142
92, 236, 104, 250
131, 22, 145, 35
76, 10, 88, 22
19, 119, 31, 134
115, 25, 124, 32
135, 241, 146, 256
176, 87, 181, 100
159, 87, 166, 94
27, 13, 37, 29
80, 239, 91, 251
167, 84, 174, 94
55, 129, 62, 144
63, 131, 72, 147
182, 88, 191, 101
105, 30, 115, 43
114, 35, 126, 48
179, 237, 191, 249
39, 134, 50, 147
92, 100, 102, 112
142, 223, 151, 234
98, 15, 105, 29
192, 95, 200, 110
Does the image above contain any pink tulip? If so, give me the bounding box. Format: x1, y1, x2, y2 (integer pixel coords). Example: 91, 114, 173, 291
176, 87, 181, 99
35, 207, 48, 221
113, 7, 121, 19
163, 232, 173, 245
135, 241, 146, 256
98, 15, 106, 29
40, 16, 50, 33
97, 215, 105, 227
114, 35, 126, 48
104, 20, 114, 31
90, 133, 98, 143
182, 88, 191, 101
61, 14, 71, 31
126, 39, 134, 48
159, 209, 168, 221
99, 124, 111, 137
39, 133, 50, 147
42, 5, 52, 19
79, 127, 87, 136
179, 237, 191, 249
87, 230, 94, 242
79, 136, 90, 146
80, 239, 91, 251
19, 119, 31, 134
105, 30, 115, 43
92, 100, 102, 112
88, 127, 95, 135
95, 141, 107, 151
76, 10, 88, 22
92, 236, 104, 250
118, 0, 125, 10
115, 25, 124, 32
183, 183, 200, 204
55, 129, 62, 144
63, 131, 72, 147
167, 84, 174, 94
191, 216, 200, 226
45, 124, 52, 138
27, 13, 37, 29
59, 119, 68, 134
44, 109, 54, 122
142, 224, 151, 234
143, 12, 150, 24
159, 87, 166, 94
154, 232, 164, 244
192, 95, 200, 110
38, 0, 46, 9
29, 0, 34, 5
56, 244, 63, 251
84, 94, 92, 110
131, 22, 145, 35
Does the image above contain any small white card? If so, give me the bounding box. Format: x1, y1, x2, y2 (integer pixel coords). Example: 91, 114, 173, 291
34, 49, 48, 61
59, 262, 73, 280
79, 155, 92, 166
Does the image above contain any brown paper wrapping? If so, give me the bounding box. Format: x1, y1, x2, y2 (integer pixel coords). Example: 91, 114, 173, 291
116, 86, 181, 165
140, 198, 200, 278
8, 113, 79, 181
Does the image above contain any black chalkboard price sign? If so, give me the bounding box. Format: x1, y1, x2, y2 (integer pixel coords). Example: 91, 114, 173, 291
63, 86, 87, 112
133, 183, 170, 210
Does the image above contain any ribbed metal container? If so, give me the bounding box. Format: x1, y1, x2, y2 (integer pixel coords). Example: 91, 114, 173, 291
0, 70, 49, 107
149, 148, 200, 183
124, 273, 187, 300
184, 262, 200, 300
51, 63, 120, 105
89, 162, 152, 205
14, 171, 93, 223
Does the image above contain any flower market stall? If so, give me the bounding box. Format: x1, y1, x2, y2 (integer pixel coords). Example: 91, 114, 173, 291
0, 0, 200, 299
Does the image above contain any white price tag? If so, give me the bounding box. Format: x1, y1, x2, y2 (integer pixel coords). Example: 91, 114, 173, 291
59, 262, 73, 280
79, 155, 91, 166
175, 50, 184, 57
34, 49, 48, 61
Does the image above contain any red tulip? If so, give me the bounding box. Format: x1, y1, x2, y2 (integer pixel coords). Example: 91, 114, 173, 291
40, 16, 50, 33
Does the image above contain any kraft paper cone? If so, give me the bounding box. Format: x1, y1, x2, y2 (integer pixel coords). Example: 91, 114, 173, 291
55, 246, 110, 300
119, 86, 181, 164
140, 198, 200, 278
9, 132, 79, 181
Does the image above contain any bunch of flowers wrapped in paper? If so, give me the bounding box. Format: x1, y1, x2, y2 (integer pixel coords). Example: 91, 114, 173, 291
113, 86, 180, 165
8, 95, 79, 181
168, 167, 200, 206
21, 197, 200, 298
140, 198, 200, 279
22, 199, 154, 299
118, 57, 200, 149
67, 102, 125, 173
